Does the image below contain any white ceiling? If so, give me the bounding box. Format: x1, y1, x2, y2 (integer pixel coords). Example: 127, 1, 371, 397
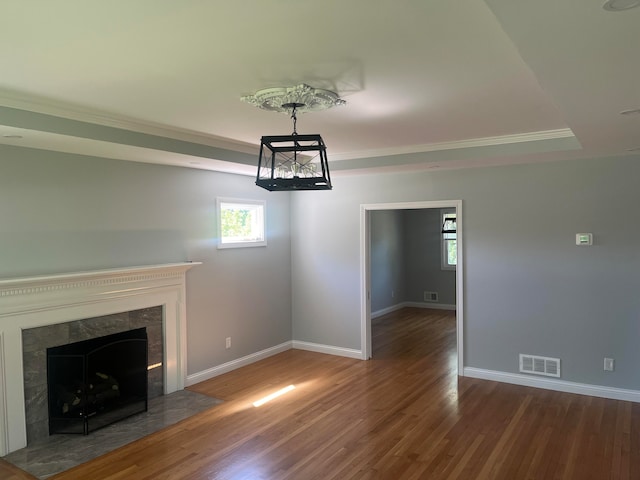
1, 0, 638, 175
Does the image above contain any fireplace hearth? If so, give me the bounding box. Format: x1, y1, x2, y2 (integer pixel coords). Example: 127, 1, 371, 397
47, 328, 149, 435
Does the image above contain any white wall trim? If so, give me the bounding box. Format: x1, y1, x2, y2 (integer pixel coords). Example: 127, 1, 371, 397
401, 301, 457, 311
371, 304, 405, 319
464, 367, 640, 403
0, 88, 260, 156
0, 90, 574, 166
361, 200, 464, 375
0, 331, 7, 455
331, 128, 575, 161
186, 340, 363, 388
372, 302, 456, 318
185, 342, 292, 386
292, 341, 363, 359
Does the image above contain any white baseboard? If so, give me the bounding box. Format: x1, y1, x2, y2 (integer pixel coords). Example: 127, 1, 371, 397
186, 341, 292, 386
372, 302, 456, 318
464, 367, 640, 403
292, 340, 363, 359
371, 303, 404, 319
400, 301, 457, 311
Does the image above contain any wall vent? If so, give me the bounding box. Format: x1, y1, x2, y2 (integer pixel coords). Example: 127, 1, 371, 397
423, 291, 438, 302
519, 354, 560, 378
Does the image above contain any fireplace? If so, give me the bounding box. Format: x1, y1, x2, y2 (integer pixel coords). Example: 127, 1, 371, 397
0, 262, 200, 456
22, 306, 164, 443
47, 328, 149, 436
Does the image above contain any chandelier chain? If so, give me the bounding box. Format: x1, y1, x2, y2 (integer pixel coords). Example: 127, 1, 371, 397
291, 105, 298, 136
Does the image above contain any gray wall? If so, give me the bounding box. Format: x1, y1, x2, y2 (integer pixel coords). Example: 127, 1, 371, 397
4, 142, 640, 393
0, 145, 292, 376
291, 155, 640, 390
403, 208, 456, 306
370, 210, 404, 312
370, 208, 456, 313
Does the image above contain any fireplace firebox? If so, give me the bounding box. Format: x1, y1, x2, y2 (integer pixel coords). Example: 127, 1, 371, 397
47, 328, 149, 435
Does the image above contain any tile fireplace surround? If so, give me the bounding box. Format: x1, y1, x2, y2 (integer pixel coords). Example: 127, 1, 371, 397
0, 262, 200, 456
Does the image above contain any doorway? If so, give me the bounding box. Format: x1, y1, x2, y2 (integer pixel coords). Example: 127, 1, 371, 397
360, 200, 464, 375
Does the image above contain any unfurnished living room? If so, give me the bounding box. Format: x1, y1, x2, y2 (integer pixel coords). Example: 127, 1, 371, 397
1, 1, 639, 479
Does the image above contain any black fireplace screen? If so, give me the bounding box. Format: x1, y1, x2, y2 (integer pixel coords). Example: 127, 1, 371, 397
47, 327, 148, 435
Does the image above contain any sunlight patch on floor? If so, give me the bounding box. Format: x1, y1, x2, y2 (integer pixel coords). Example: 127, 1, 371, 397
253, 385, 296, 407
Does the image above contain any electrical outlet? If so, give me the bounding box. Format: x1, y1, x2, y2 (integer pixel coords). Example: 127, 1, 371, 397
604, 357, 614, 371
225, 337, 231, 349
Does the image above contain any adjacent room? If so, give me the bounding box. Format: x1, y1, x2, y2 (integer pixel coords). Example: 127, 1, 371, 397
1, 1, 639, 478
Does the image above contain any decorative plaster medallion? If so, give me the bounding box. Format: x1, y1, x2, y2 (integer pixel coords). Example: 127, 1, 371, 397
241, 84, 346, 113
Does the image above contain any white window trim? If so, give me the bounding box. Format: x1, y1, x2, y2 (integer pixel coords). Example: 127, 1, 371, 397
217, 197, 267, 249
441, 210, 456, 271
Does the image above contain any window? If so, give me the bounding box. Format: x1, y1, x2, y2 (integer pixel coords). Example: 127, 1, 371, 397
441, 211, 457, 270
217, 198, 266, 248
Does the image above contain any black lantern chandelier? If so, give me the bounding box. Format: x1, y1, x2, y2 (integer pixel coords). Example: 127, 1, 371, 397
257, 103, 331, 191
241, 84, 345, 192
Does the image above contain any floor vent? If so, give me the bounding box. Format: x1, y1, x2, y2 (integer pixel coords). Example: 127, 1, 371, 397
424, 291, 438, 302
519, 354, 560, 378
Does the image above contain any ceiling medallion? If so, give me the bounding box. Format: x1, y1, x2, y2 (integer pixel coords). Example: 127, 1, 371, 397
602, 0, 640, 11
241, 83, 346, 113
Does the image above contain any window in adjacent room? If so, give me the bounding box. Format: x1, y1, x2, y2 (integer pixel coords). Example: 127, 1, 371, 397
217, 198, 266, 248
441, 211, 457, 270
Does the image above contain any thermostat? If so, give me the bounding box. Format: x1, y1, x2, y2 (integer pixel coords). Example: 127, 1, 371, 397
576, 233, 593, 246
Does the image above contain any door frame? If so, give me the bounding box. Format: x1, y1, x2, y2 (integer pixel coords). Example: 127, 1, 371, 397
360, 200, 464, 375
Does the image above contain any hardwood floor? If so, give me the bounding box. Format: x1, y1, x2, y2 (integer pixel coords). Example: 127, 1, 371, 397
2, 307, 639, 479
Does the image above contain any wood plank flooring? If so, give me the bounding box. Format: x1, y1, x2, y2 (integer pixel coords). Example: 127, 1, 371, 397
2, 307, 639, 479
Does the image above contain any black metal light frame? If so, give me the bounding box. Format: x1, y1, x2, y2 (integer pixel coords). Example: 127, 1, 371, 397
255, 103, 332, 191
256, 134, 332, 191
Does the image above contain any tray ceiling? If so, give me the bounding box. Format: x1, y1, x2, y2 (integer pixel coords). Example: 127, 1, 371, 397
1, 0, 638, 174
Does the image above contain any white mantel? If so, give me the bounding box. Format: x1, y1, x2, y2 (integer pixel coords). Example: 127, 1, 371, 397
0, 262, 200, 456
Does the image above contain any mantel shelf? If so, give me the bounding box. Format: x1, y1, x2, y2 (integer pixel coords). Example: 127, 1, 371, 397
0, 262, 202, 290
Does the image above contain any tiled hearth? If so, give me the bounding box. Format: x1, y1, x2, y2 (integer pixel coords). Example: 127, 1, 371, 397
4, 389, 222, 479
0, 262, 200, 456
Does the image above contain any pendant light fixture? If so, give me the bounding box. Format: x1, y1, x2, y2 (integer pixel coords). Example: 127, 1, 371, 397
241, 84, 345, 191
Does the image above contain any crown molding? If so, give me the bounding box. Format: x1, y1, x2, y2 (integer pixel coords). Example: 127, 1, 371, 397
330, 128, 576, 161
0, 89, 259, 156
0, 89, 577, 170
